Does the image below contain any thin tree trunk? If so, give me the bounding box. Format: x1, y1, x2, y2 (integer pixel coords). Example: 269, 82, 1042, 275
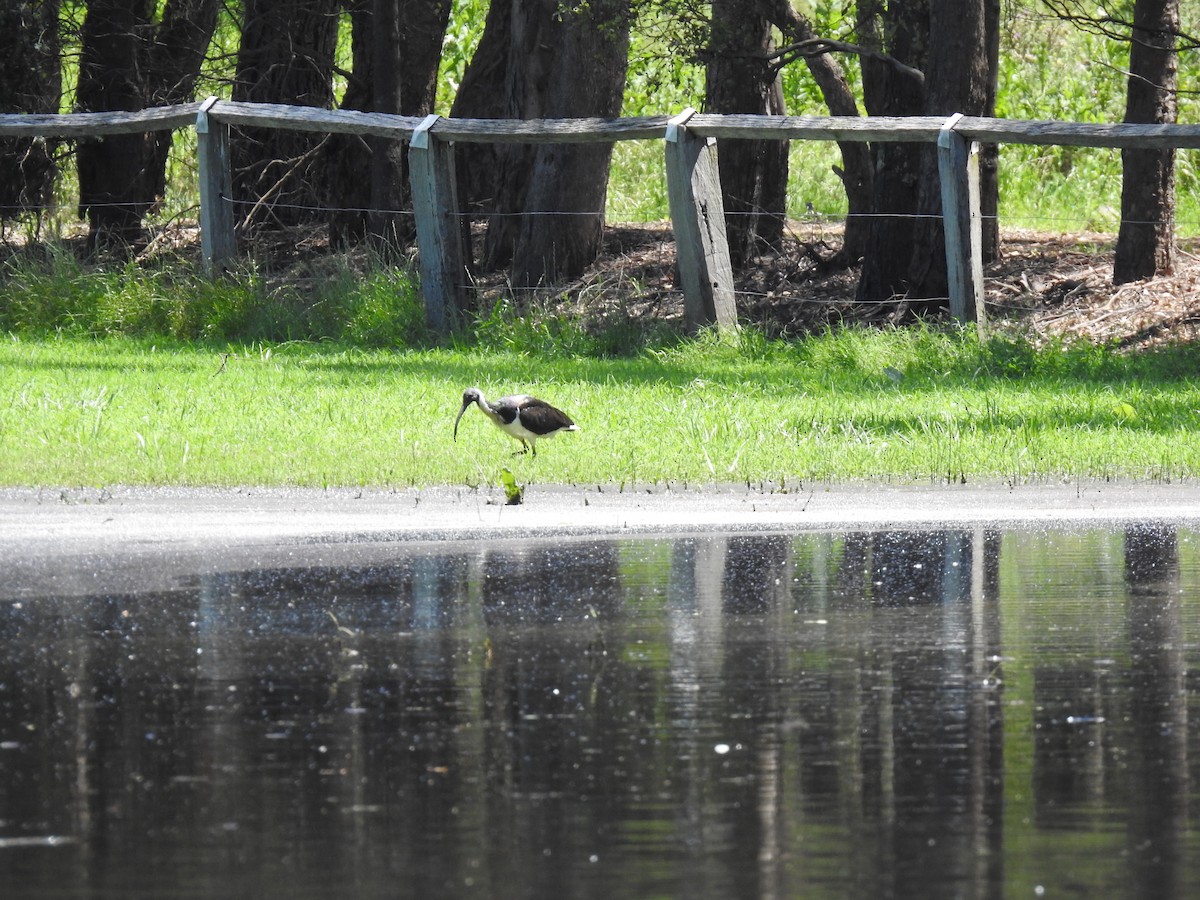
75, 0, 217, 251
1114, 0, 1178, 284
756, 0, 873, 266
980, 0, 1001, 260
449, 0, 511, 274
854, 1, 927, 304
141, 0, 220, 202
706, 0, 787, 268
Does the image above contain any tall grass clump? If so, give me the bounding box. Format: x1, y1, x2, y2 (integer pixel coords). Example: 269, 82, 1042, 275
0, 246, 429, 346
464, 293, 682, 359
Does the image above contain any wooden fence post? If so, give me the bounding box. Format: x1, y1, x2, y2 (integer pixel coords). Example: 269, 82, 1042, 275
195, 97, 237, 276
409, 114, 466, 334
664, 109, 737, 332
937, 113, 986, 333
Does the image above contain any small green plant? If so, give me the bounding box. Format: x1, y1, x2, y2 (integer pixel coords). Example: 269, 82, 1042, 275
499, 467, 524, 505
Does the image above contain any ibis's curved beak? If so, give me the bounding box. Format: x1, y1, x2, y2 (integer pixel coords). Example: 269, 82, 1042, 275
453, 401, 470, 442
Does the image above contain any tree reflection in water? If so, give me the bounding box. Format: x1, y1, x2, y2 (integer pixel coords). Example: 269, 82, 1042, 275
0, 526, 1197, 898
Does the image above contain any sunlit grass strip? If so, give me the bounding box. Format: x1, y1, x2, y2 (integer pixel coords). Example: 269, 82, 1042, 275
3, 332, 1200, 488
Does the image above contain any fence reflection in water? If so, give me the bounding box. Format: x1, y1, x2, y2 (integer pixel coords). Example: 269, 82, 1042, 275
0, 525, 1196, 898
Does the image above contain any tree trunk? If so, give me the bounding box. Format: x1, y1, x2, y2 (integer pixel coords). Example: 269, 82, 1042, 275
906, 0, 993, 314
706, 0, 787, 268
328, 0, 451, 249
787, 18, 872, 266
448, 0, 511, 269
452, 0, 631, 287
75, 0, 217, 252
755, 0, 874, 266
1114, 0, 1178, 284
980, 0, 1001, 260
140, 0, 221, 203
76, 0, 157, 250
0, 0, 60, 226
854, 0, 928, 304
232, 0, 339, 231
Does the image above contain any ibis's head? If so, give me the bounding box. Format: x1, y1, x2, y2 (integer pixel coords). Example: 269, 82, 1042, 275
453, 388, 483, 441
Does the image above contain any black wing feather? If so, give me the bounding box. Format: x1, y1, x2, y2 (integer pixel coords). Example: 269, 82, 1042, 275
517, 398, 575, 435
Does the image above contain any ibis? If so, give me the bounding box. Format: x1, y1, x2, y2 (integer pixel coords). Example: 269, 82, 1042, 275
453, 387, 579, 456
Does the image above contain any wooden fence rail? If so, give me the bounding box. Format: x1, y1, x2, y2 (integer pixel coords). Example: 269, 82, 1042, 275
4, 98, 1199, 334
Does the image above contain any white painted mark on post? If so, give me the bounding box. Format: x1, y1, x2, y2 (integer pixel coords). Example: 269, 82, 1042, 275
195, 95, 219, 135
665, 108, 697, 144
411, 114, 441, 150
937, 112, 965, 149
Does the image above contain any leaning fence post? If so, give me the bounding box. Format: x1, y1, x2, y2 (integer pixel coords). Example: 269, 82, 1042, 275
664, 108, 737, 332
195, 97, 236, 276
409, 114, 466, 334
937, 113, 986, 333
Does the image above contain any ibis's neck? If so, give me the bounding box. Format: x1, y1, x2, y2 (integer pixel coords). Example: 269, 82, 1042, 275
476, 397, 503, 425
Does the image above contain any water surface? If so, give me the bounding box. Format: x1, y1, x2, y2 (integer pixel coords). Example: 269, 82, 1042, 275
1, 524, 1198, 898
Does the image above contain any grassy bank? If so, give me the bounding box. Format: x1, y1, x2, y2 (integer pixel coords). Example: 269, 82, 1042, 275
4, 329, 1200, 489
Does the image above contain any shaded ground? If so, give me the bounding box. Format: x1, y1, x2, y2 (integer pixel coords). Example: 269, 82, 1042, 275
466, 223, 1200, 349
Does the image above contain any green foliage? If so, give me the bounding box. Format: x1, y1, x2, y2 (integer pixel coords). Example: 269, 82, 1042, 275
436, 0, 489, 112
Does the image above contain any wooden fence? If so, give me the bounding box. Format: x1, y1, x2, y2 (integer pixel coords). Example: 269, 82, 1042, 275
3, 97, 1200, 335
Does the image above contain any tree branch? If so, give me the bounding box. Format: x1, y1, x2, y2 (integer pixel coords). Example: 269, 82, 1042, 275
1040, 0, 1200, 52
766, 37, 925, 85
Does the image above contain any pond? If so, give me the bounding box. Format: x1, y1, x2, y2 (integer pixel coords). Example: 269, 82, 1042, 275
1, 524, 1198, 899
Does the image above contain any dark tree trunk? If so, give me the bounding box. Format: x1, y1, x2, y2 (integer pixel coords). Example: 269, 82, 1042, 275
76, 0, 157, 249
854, 0, 928, 304
232, 0, 339, 230
327, 0, 451, 249
0, 0, 60, 226
706, 0, 787, 268
509, 0, 631, 287
1114, 0, 1178, 284
75, 0, 217, 251
907, 0, 993, 313
452, 0, 631, 287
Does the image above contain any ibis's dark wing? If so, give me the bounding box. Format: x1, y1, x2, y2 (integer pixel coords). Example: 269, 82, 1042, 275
517, 397, 576, 435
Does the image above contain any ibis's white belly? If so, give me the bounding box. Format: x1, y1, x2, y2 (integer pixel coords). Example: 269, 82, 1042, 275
498, 418, 550, 442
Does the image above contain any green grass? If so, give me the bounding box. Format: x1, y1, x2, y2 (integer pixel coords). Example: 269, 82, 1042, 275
4, 328, 1200, 488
